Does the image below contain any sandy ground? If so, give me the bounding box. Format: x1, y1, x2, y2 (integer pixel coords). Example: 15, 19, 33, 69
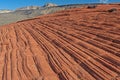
0, 4, 120, 80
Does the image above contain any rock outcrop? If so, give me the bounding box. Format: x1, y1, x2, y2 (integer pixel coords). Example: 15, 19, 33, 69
0, 9, 12, 13
0, 3, 101, 26
16, 6, 41, 11
0, 4, 120, 80
43, 3, 57, 7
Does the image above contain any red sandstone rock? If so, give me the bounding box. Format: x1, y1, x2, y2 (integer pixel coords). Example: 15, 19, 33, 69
0, 4, 120, 80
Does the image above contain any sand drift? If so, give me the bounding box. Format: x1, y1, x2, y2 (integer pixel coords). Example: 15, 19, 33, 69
0, 4, 120, 80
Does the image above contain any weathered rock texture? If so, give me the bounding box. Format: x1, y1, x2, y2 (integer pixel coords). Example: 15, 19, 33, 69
0, 4, 120, 80
0, 3, 101, 26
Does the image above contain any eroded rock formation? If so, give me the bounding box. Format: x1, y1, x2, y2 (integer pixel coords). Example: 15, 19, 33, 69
0, 4, 120, 80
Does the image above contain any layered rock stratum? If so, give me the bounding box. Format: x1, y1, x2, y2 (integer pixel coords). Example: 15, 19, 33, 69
0, 3, 101, 26
16, 6, 41, 11
0, 4, 120, 80
0, 9, 12, 13
43, 3, 57, 7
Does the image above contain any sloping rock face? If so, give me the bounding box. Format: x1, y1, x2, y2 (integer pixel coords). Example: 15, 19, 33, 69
0, 9, 12, 13
0, 3, 101, 26
43, 3, 57, 7
16, 6, 41, 11
0, 4, 120, 80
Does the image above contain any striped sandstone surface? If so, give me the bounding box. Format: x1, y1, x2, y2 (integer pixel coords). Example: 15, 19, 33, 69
0, 4, 120, 80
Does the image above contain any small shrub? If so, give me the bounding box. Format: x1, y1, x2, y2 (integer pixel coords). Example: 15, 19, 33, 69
87, 5, 96, 9
107, 8, 117, 12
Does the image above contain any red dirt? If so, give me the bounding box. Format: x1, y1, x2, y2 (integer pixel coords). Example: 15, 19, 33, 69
0, 4, 120, 80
